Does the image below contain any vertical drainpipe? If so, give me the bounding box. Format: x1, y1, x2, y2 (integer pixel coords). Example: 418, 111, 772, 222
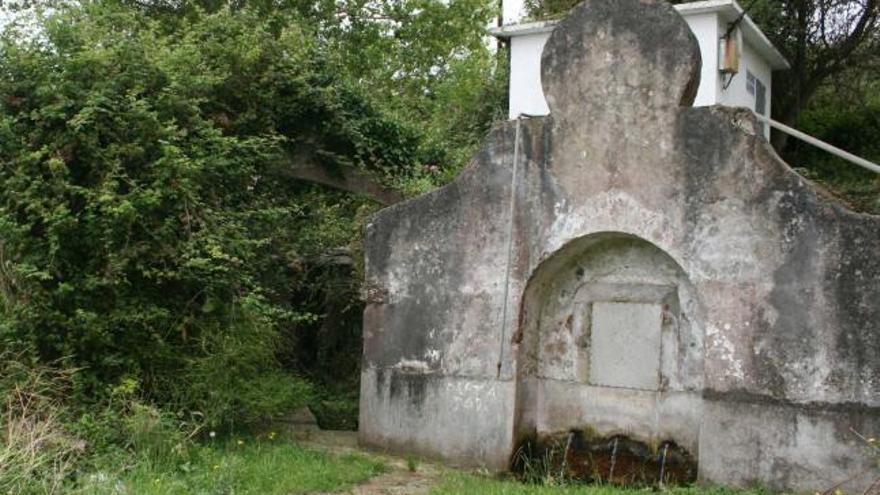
497, 116, 522, 379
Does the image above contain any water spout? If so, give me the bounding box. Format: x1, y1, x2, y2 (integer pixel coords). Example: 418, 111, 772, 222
560, 431, 574, 480
658, 442, 670, 487
608, 437, 620, 482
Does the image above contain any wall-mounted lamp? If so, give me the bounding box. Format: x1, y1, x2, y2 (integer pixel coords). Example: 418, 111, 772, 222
719, 24, 743, 90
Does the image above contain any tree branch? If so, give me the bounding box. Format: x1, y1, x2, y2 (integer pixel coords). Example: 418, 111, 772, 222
275, 150, 405, 206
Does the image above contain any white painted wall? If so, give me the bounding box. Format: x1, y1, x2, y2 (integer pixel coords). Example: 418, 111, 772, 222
686, 13, 721, 107
509, 32, 551, 117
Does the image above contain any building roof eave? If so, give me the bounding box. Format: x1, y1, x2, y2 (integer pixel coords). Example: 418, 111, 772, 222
487, 20, 556, 38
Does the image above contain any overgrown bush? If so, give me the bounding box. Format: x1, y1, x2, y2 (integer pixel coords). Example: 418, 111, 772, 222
0, 0, 506, 441
0, 3, 403, 427
173, 299, 314, 429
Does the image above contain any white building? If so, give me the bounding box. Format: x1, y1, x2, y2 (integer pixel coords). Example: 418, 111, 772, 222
490, 0, 789, 137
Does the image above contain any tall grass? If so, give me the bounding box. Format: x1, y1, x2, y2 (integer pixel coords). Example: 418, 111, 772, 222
0, 352, 83, 494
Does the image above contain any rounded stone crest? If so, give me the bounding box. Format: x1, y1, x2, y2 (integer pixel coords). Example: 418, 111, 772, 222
541, 0, 701, 120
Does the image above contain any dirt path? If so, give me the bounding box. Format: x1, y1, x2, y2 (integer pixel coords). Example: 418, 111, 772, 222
297, 430, 443, 495
345, 460, 441, 495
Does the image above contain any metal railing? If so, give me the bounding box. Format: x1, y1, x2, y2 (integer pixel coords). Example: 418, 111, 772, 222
753, 113, 880, 174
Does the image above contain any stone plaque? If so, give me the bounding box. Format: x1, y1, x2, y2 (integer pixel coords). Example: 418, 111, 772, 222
589, 302, 662, 390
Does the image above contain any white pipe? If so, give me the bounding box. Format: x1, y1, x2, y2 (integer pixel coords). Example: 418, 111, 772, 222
496, 116, 522, 379
753, 113, 880, 174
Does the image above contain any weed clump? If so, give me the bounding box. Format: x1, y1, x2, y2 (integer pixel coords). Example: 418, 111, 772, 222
0, 352, 83, 494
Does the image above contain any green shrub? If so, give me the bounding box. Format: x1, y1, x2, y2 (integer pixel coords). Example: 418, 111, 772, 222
173, 299, 314, 429
309, 387, 360, 430
785, 82, 880, 214
0, 3, 369, 424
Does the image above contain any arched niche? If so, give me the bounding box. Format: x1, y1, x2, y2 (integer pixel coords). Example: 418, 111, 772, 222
513, 232, 706, 457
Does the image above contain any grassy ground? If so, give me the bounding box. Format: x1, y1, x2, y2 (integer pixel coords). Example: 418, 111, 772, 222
76, 438, 386, 495
429, 473, 769, 495
67, 433, 775, 495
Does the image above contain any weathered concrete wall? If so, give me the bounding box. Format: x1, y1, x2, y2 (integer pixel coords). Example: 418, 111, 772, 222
359, 0, 880, 491
359, 119, 533, 470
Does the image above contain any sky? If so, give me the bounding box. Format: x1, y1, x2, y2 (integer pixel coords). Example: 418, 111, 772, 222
503, 0, 528, 24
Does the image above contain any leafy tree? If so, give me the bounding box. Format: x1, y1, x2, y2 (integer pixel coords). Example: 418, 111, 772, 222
117, 0, 506, 193
0, 2, 424, 423
522, 0, 579, 19
741, 0, 879, 150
